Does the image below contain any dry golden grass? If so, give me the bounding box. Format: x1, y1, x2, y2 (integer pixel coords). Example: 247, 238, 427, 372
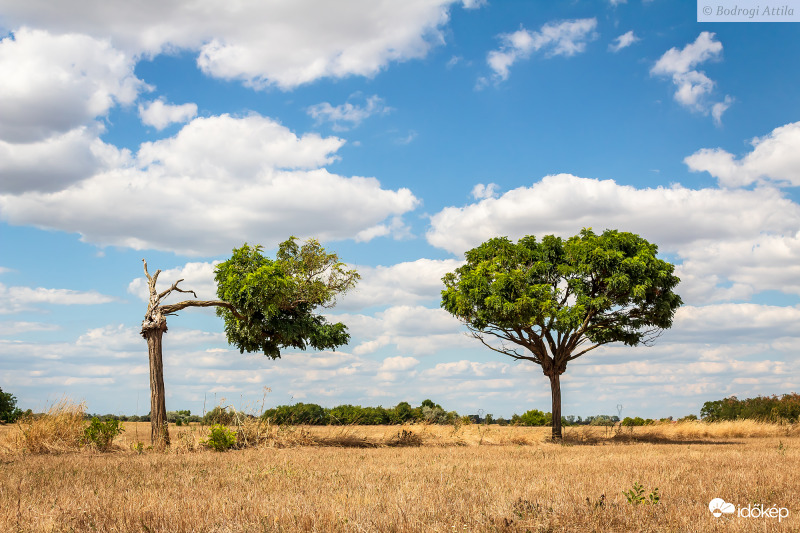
0, 420, 798, 532
0, 399, 86, 455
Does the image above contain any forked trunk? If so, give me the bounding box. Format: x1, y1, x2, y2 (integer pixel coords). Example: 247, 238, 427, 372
145, 326, 170, 448
549, 372, 563, 442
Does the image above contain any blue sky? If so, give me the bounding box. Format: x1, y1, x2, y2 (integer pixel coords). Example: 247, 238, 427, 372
1, 0, 799, 420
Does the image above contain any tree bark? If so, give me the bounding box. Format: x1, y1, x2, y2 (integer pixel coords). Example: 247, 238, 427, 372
548, 372, 563, 442
144, 324, 170, 448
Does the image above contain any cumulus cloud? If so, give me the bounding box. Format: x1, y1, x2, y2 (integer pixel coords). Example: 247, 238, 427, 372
685, 121, 800, 188
0, 283, 116, 314
486, 18, 597, 82
0, 126, 127, 193
426, 173, 800, 304
651, 32, 732, 122
341, 305, 472, 356
0, 114, 420, 255
608, 30, 639, 52
0, 28, 143, 143
128, 261, 220, 303
470, 183, 499, 200
669, 304, 800, 343
138, 99, 198, 130
337, 258, 464, 310
427, 174, 800, 254
1, 0, 468, 89
0, 29, 142, 193
307, 95, 391, 131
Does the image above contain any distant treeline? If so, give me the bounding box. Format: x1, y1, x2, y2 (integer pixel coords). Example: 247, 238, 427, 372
262, 400, 458, 425
701, 393, 800, 423
38, 403, 650, 427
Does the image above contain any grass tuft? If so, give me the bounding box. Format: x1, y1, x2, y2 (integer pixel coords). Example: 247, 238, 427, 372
0, 398, 86, 454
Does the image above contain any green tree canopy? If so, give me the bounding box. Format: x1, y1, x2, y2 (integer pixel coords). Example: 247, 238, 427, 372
214, 238, 358, 357
441, 228, 681, 440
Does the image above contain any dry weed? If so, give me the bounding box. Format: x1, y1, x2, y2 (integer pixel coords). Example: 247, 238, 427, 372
0, 398, 86, 454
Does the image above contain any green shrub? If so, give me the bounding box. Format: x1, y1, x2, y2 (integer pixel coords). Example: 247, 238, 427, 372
203, 406, 238, 426
511, 409, 551, 426
203, 424, 237, 451
623, 482, 660, 505
82, 417, 124, 450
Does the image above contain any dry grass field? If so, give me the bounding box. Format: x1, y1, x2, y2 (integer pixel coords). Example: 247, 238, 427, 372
1, 416, 798, 532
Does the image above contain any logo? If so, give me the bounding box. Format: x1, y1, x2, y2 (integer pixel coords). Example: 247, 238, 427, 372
709, 498, 735, 517
709, 498, 789, 522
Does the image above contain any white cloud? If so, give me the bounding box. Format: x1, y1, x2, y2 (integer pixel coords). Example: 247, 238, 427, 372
470, 182, 499, 200
1, 0, 468, 90
0, 126, 126, 193
427, 174, 800, 254
651, 32, 732, 122
426, 174, 800, 304
711, 95, 734, 126
0, 321, 60, 335
0, 283, 116, 314
337, 258, 464, 310
377, 355, 421, 380
670, 304, 800, 343
0, 28, 143, 143
608, 30, 639, 52
685, 121, 800, 188
343, 305, 471, 356
674, 233, 800, 302
0, 114, 420, 255
354, 216, 413, 243
307, 95, 391, 131
487, 18, 597, 81
128, 261, 220, 303
138, 99, 198, 130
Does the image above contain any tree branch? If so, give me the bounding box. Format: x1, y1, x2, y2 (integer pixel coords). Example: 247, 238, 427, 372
157, 279, 197, 301
160, 300, 245, 320
142, 259, 160, 285
468, 330, 537, 363
567, 343, 602, 361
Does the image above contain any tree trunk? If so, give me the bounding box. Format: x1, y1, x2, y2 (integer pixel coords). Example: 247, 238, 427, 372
548, 372, 563, 441
144, 325, 170, 448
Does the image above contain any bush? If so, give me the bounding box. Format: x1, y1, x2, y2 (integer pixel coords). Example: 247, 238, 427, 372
512, 409, 551, 426
203, 424, 237, 451
621, 416, 653, 427
203, 406, 239, 426
262, 403, 328, 425
83, 417, 124, 451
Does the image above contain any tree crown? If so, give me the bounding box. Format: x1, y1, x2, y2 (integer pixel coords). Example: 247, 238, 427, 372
441, 228, 682, 366
214, 238, 360, 358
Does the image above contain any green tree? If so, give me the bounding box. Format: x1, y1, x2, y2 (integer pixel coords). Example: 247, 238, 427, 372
141, 238, 359, 447
441, 229, 681, 440
0, 386, 23, 423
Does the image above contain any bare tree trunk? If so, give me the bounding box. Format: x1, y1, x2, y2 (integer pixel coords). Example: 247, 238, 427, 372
144, 324, 170, 448
549, 373, 563, 442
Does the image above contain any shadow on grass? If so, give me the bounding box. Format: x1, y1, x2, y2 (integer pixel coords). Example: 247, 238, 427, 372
559, 432, 740, 446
